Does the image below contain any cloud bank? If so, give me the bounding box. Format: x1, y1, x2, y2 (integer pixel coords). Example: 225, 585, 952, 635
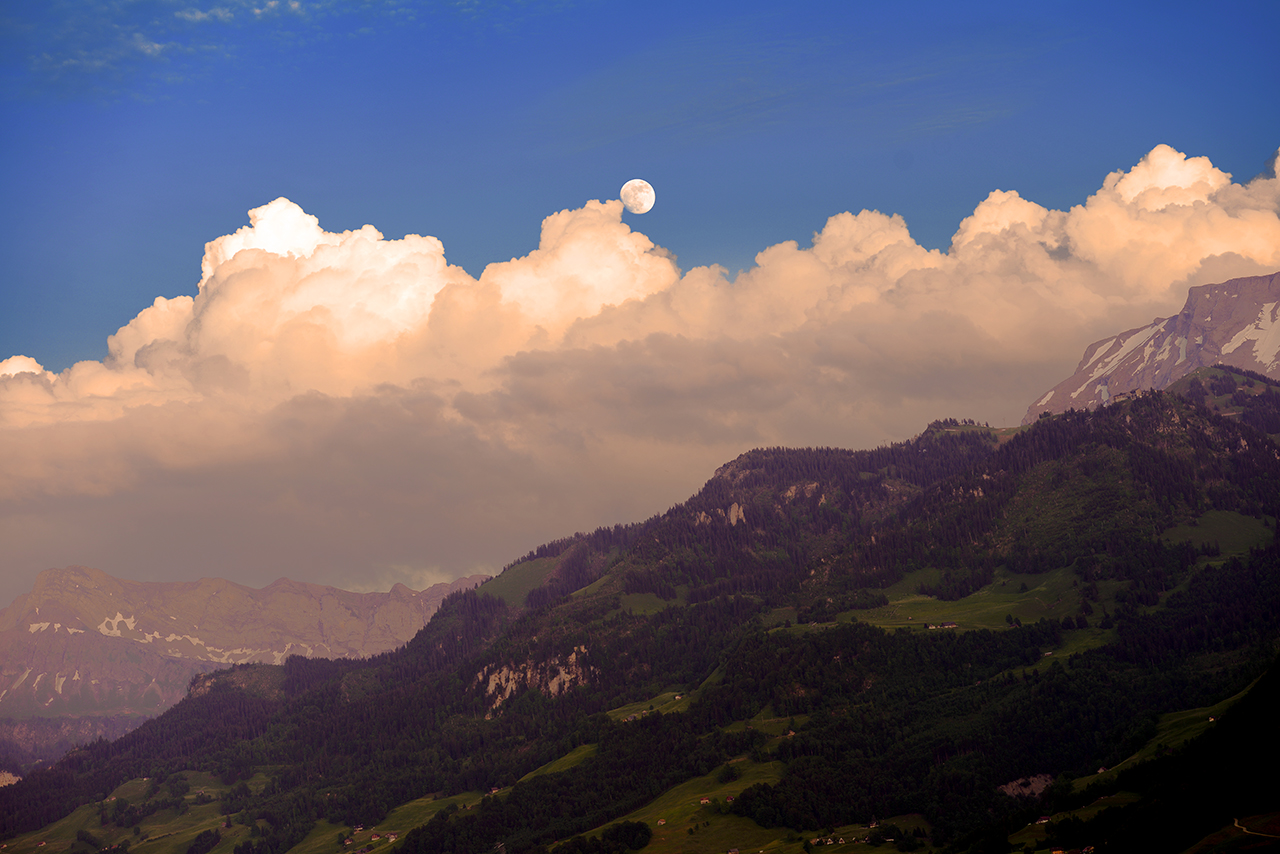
3, 144, 1278, 598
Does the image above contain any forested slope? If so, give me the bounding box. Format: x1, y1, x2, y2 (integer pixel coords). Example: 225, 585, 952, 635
3, 391, 1278, 854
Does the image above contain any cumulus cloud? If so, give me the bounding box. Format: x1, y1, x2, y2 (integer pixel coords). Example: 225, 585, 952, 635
2, 143, 1278, 599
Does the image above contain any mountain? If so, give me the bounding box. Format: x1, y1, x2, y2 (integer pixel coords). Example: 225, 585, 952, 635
1023, 271, 1280, 423
1, 396, 1278, 853
0, 715, 143, 770
0, 568, 487, 755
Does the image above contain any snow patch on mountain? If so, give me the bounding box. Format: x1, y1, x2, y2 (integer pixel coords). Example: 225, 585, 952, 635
1221, 302, 1280, 370
98, 612, 136, 637
1025, 272, 1280, 423
0, 566, 490, 721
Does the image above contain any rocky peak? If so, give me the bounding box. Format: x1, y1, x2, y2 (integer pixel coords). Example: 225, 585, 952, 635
1024, 272, 1280, 423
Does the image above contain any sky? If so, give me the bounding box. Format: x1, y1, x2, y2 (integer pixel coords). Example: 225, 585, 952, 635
1, 0, 1279, 605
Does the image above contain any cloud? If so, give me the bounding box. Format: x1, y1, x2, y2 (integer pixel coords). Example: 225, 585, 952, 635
2, 143, 1278, 600
4, 0, 325, 98
4, 0, 576, 99
175, 8, 237, 24
0, 356, 45, 378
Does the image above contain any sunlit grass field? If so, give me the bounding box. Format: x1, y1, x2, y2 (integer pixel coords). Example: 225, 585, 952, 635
518, 743, 599, 780
481, 557, 559, 606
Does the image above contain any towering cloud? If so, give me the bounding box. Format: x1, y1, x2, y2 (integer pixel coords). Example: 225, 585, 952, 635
2, 144, 1278, 599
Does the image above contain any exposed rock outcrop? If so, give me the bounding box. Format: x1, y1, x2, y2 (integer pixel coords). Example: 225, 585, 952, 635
474, 645, 596, 714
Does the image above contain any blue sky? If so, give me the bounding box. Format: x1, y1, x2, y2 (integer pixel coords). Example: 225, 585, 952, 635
1, 0, 1278, 601
4, 0, 1278, 371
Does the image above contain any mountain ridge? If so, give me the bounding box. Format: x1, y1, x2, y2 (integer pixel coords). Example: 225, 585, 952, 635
1024, 271, 1280, 422
2, 392, 1278, 852
0, 568, 488, 722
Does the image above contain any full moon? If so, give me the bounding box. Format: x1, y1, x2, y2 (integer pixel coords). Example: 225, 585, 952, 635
620, 179, 655, 214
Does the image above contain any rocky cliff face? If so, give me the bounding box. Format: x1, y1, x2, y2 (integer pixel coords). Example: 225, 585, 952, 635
0, 567, 488, 720
1024, 272, 1280, 423
0, 714, 144, 767
474, 645, 597, 715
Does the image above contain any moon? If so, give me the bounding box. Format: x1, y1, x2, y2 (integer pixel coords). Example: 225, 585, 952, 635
620, 179, 655, 214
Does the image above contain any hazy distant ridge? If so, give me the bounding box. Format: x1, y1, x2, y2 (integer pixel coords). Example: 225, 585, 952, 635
0, 567, 488, 720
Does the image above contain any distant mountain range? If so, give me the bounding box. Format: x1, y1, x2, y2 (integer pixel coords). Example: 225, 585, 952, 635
0, 568, 486, 760
1024, 271, 1280, 422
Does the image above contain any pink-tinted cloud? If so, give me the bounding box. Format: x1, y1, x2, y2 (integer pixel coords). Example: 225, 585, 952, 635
2, 144, 1277, 601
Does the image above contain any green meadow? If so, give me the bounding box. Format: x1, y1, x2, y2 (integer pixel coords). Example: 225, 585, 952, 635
605, 689, 691, 722
1160, 510, 1273, 556
4, 773, 260, 854
604, 759, 792, 854
518, 744, 599, 781
616, 592, 677, 616
853, 564, 1110, 633
481, 558, 559, 606
611, 761, 939, 854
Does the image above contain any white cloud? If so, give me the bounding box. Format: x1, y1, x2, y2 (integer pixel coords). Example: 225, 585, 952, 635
175, 8, 236, 23
1111, 143, 1231, 209
0, 356, 46, 378
2, 144, 1278, 599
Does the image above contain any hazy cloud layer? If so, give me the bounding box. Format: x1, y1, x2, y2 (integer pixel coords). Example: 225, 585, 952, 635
2, 144, 1278, 599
